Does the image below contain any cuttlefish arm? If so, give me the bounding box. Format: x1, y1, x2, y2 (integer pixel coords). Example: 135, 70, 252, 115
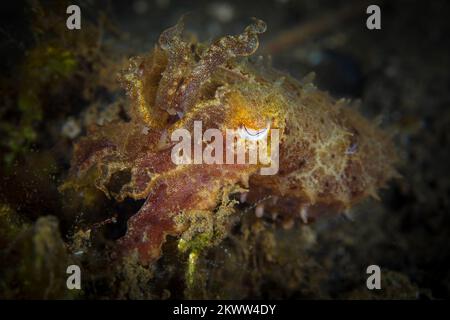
155, 18, 266, 116
117, 164, 253, 264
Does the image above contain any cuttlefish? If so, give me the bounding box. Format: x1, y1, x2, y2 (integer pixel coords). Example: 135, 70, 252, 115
63, 18, 397, 264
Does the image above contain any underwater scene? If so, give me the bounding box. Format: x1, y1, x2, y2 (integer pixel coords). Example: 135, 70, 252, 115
0, 0, 449, 300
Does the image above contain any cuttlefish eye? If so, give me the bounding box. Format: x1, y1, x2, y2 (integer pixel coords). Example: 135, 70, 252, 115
238, 122, 270, 141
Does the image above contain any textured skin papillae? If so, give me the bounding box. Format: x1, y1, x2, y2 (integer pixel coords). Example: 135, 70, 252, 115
63, 18, 398, 265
